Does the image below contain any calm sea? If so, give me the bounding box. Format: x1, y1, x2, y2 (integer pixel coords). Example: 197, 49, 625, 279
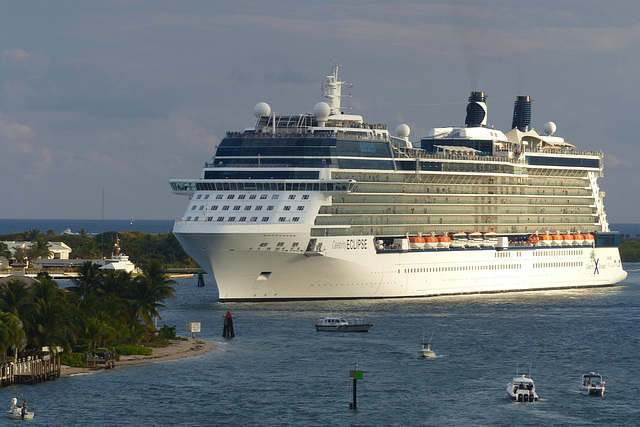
2, 266, 639, 426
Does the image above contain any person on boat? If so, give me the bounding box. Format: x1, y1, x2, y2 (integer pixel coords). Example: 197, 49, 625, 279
21, 401, 27, 420
518, 382, 525, 390
11, 395, 17, 410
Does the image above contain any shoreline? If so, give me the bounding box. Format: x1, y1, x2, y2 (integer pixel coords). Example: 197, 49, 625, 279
60, 338, 216, 377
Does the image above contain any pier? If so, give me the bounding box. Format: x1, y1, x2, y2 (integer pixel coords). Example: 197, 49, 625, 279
1, 356, 61, 387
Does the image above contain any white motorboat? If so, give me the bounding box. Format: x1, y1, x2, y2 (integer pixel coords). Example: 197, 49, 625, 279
419, 341, 436, 359
507, 374, 539, 402
6, 407, 34, 420
314, 310, 372, 332
581, 372, 605, 396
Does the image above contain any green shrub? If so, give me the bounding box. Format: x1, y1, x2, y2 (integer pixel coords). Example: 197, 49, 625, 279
158, 324, 177, 340
115, 345, 153, 356
60, 352, 86, 367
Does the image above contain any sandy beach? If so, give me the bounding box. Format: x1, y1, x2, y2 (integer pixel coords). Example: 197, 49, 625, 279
60, 338, 216, 377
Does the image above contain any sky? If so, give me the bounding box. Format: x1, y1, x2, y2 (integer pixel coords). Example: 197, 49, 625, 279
0, 1, 639, 223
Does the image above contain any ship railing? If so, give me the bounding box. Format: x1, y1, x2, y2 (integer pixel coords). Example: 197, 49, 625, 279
524, 146, 603, 157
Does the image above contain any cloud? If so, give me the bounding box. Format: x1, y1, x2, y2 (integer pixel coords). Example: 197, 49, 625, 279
0, 114, 35, 139
2, 49, 31, 62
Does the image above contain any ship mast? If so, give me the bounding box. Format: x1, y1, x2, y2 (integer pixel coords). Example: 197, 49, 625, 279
322, 64, 349, 116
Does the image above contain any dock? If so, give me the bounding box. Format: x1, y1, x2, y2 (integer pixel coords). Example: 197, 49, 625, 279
1, 356, 61, 387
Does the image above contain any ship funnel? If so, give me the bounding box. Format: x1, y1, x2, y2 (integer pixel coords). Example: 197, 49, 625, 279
465, 91, 487, 127
511, 95, 532, 131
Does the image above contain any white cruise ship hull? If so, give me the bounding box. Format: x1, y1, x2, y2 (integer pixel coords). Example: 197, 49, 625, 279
174, 229, 627, 301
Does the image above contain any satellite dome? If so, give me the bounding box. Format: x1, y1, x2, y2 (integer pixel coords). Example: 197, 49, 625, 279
543, 121, 557, 135
396, 124, 410, 138
254, 102, 271, 118
313, 102, 331, 120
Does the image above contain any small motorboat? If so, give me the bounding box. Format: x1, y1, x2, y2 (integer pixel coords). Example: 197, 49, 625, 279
314, 310, 372, 332
507, 374, 539, 402
581, 372, 605, 396
6, 407, 34, 420
419, 340, 436, 359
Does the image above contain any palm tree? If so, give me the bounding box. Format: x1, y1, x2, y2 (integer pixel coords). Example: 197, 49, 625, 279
27, 236, 52, 261
128, 260, 176, 330
68, 262, 102, 299
0, 311, 25, 363
28, 278, 71, 355
0, 279, 35, 327
25, 228, 41, 241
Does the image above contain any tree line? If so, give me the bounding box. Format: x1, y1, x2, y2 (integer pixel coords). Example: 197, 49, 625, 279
0, 260, 176, 364
0, 228, 197, 268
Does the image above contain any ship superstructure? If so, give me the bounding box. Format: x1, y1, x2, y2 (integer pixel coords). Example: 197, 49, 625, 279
171, 66, 626, 301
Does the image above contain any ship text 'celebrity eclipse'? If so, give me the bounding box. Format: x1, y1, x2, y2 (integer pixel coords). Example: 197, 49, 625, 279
170, 66, 626, 302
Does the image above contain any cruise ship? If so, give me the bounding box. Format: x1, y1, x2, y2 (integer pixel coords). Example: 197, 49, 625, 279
170, 66, 627, 301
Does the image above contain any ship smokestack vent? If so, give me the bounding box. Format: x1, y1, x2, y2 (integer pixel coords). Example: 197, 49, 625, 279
465, 91, 487, 127
511, 95, 532, 131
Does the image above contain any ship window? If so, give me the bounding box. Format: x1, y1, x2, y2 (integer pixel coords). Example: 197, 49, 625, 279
194, 217, 199, 221
289, 195, 296, 200
262, 217, 269, 222
191, 206, 197, 210
260, 194, 268, 199
272, 195, 279, 200
207, 217, 213, 221
303, 195, 309, 200
293, 217, 300, 222
199, 206, 204, 210
212, 206, 218, 211
259, 243, 268, 247
196, 194, 202, 199
233, 206, 241, 210
244, 206, 251, 210
284, 206, 291, 211
292, 242, 299, 248
238, 195, 245, 199
217, 216, 224, 221
277, 242, 284, 247
204, 195, 209, 199
256, 206, 263, 211
239, 217, 246, 222
216, 195, 223, 199
227, 195, 234, 199
222, 206, 229, 211
249, 194, 257, 199
228, 217, 236, 221
250, 217, 257, 222
186, 216, 191, 220
297, 206, 304, 211
278, 217, 286, 222
267, 206, 274, 211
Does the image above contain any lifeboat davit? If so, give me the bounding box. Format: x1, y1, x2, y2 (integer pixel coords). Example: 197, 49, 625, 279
527, 235, 540, 246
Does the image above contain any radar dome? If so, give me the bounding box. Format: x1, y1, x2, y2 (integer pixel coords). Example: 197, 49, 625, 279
254, 102, 271, 118
543, 121, 557, 135
313, 102, 331, 120
396, 124, 410, 138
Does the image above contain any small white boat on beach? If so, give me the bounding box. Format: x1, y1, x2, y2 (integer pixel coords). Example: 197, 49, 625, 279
314, 310, 372, 332
581, 372, 605, 396
507, 374, 539, 402
6, 407, 34, 420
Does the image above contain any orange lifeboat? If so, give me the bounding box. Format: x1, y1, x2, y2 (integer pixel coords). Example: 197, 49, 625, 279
551, 231, 563, 246
573, 232, 585, 245
527, 235, 540, 245
426, 233, 439, 249
563, 231, 575, 246
538, 232, 553, 246
437, 233, 452, 249
409, 235, 426, 249
584, 232, 595, 246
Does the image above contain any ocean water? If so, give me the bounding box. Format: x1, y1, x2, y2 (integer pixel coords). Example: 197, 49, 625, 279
2, 266, 639, 426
